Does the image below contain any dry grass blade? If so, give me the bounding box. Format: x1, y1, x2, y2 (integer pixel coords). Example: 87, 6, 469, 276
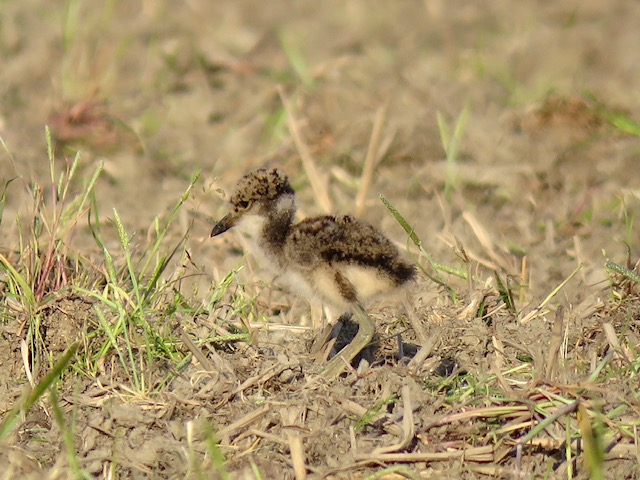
180, 328, 236, 378
372, 384, 415, 454
407, 331, 440, 370
226, 321, 309, 334
519, 255, 528, 305
355, 103, 388, 217
309, 322, 336, 358
277, 85, 332, 213
217, 363, 288, 408
280, 406, 308, 480
457, 289, 486, 321
20, 340, 34, 388
180, 328, 217, 373
520, 264, 582, 324
355, 445, 497, 463
462, 211, 515, 275
603, 322, 635, 363
431, 405, 531, 427
403, 298, 430, 345
248, 428, 288, 446
217, 404, 271, 441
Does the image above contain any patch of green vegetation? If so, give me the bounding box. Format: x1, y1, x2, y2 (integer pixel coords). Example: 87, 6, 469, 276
1, 130, 100, 372
0, 130, 253, 441
436, 106, 469, 200
587, 91, 640, 137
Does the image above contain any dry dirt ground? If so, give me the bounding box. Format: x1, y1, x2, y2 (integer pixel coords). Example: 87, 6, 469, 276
1, 1, 640, 479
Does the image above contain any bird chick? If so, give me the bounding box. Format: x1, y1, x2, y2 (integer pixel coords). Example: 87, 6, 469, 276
211, 168, 415, 323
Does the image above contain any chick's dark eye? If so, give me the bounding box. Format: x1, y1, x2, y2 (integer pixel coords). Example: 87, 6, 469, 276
238, 200, 250, 209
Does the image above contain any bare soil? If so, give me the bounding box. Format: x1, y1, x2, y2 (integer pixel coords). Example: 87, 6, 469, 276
1, 1, 640, 479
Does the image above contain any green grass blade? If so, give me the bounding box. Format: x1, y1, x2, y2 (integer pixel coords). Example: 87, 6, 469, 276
379, 194, 422, 247
0, 343, 77, 440
50, 387, 91, 478
380, 194, 459, 303
578, 403, 605, 480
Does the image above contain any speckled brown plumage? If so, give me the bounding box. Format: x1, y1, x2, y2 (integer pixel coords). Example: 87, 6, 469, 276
211, 168, 416, 312
286, 215, 415, 286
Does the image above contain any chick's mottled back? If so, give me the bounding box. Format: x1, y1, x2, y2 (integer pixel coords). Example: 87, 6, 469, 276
287, 215, 415, 285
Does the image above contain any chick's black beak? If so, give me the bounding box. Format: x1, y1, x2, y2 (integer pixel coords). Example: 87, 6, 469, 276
210, 213, 235, 237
